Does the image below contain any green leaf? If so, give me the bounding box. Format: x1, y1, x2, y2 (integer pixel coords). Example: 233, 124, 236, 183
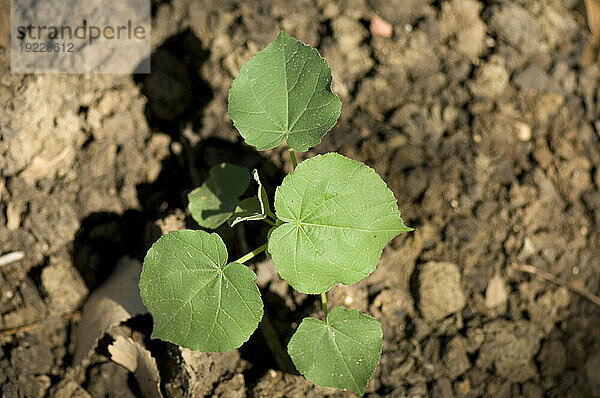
287, 307, 383, 395
188, 163, 251, 229
229, 170, 271, 227
139, 230, 263, 352
228, 30, 342, 152
268, 153, 412, 294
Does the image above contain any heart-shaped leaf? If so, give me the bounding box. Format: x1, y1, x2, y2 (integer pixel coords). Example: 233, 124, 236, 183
230, 170, 272, 226
228, 31, 342, 152
139, 230, 263, 352
268, 153, 412, 294
287, 307, 383, 395
188, 163, 251, 229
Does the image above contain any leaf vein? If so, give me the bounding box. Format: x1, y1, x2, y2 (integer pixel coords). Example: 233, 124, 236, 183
288, 60, 325, 132
330, 332, 361, 392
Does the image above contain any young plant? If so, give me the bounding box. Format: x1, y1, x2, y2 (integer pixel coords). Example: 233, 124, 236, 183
139, 31, 412, 395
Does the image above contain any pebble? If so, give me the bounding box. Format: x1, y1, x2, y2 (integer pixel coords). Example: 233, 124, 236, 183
418, 261, 466, 321
485, 273, 508, 309
516, 121, 532, 141
371, 16, 393, 38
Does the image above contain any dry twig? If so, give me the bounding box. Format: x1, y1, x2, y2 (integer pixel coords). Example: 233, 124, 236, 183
511, 263, 600, 308
582, 0, 600, 65
0, 311, 81, 337
0, 251, 24, 267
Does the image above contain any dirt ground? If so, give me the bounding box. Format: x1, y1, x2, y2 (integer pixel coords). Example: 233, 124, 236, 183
1, 0, 600, 397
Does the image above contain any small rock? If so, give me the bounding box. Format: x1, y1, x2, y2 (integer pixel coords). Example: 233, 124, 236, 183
469, 58, 509, 99
520, 237, 537, 258
466, 328, 485, 353
443, 336, 471, 379
42, 256, 89, 316
476, 320, 541, 382
489, 3, 539, 55
370, 16, 393, 38
5, 203, 22, 231
514, 64, 551, 92
333, 15, 368, 48
440, 0, 486, 61
387, 134, 408, 149
484, 273, 508, 309
515, 122, 532, 142
418, 261, 466, 321
456, 379, 471, 395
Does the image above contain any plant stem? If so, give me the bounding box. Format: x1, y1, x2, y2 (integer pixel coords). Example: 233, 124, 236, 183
321, 292, 328, 318
289, 148, 297, 170
259, 311, 296, 373
264, 217, 276, 227
235, 243, 268, 264
265, 207, 277, 222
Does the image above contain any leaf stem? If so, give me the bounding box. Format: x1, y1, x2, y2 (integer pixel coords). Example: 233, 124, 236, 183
289, 148, 297, 170
264, 217, 276, 227
321, 292, 328, 318
235, 243, 268, 264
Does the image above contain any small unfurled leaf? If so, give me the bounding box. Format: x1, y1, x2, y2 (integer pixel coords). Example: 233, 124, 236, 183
229, 170, 271, 226
139, 230, 263, 352
287, 307, 383, 395
188, 163, 250, 229
268, 153, 412, 294
228, 31, 341, 152
231, 197, 262, 226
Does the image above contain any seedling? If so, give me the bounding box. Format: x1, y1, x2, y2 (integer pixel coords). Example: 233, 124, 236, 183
139, 31, 412, 395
